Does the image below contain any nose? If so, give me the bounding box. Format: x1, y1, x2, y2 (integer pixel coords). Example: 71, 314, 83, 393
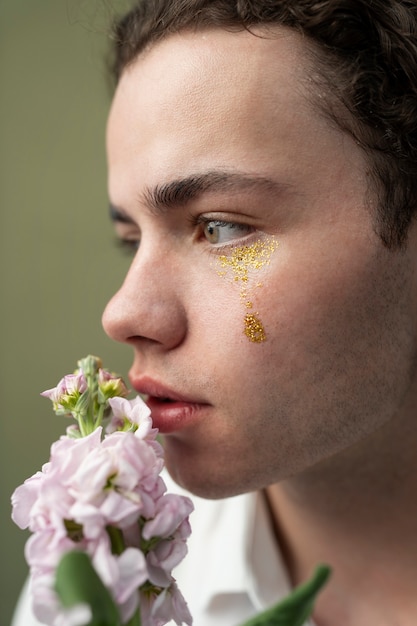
102, 250, 187, 351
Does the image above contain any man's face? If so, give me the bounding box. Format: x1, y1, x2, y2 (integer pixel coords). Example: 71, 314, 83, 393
103, 27, 417, 498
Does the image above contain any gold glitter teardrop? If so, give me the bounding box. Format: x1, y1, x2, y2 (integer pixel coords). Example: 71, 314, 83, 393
215, 236, 278, 344
244, 313, 266, 343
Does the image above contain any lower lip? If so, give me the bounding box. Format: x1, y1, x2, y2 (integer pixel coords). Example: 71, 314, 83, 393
145, 397, 209, 434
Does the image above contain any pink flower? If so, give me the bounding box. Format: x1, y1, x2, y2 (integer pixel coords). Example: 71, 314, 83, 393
92, 541, 148, 623
140, 582, 193, 626
30, 573, 91, 626
25, 531, 71, 575
29, 572, 61, 624
54, 605, 92, 626
11, 471, 44, 530
143, 493, 193, 587
66, 432, 164, 542
98, 368, 129, 401
106, 396, 156, 438
11, 426, 193, 624
12, 430, 102, 535
147, 538, 188, 587
49, 428, 102, 478
143, 493, 193, 541
11, 356, 194, 626
41, 374, 87, 413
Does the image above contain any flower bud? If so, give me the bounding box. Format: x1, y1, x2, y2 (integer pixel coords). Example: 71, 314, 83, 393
41, 373, 87, 416
97, 368, 129, 403
77, 355, 102, 378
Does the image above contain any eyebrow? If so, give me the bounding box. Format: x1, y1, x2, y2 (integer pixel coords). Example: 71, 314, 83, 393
109, 169, 287, 222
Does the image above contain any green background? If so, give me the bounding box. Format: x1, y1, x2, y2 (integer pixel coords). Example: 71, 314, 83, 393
0, 2, 133, 623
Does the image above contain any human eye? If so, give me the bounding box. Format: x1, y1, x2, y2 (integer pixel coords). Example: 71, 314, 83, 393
199, 219, 254, 245
109, 204, 141, 256
114, 234, 140, 256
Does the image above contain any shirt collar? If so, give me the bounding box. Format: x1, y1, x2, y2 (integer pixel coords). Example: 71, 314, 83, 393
173, 484, 292, 611
164, 470, 315, 625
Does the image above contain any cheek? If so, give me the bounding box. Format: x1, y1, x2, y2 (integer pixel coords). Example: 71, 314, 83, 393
261, 240, 417, 423
168, 235, 417, 493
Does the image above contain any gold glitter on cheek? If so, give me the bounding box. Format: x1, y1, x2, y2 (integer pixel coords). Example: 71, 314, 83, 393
244, 313, 266, 343
215, 236, 279, 344
217, 237, 279, 280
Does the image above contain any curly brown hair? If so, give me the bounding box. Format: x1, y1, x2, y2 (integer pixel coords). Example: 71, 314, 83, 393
111, 0, 417, 248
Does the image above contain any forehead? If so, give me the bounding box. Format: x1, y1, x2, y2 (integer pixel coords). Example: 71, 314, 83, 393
110, 25, 309, 103
106, 27, 357, 206
107, 28, 312, 150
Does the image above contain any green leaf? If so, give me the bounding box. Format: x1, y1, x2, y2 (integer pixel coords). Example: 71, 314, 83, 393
240, 564, 331, 626
55, 551, 121, 626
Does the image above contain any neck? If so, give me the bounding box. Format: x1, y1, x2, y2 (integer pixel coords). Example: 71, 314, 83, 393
266, 401, 417, 626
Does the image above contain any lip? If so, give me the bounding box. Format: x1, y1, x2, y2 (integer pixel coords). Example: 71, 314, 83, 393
129, 375, 210, 434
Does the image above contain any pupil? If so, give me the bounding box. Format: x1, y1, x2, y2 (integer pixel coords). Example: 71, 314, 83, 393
206, 222, 219, 243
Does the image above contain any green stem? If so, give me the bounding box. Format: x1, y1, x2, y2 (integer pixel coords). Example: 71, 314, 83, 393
106, 525, 125, 555
77, 418, 88, 437
84, 372, 98, 432
93, 403, 105, 430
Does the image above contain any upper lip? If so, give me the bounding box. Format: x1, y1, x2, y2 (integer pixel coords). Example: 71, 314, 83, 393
129, 375, 207, 404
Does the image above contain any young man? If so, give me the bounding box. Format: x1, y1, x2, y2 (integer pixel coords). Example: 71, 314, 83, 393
13, 1, 417, 625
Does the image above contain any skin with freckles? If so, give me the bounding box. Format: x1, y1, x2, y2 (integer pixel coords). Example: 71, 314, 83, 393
103, 27, 417, 499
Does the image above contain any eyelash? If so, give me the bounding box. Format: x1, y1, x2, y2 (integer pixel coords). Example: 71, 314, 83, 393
193, 216, 255, 248
115, 236, 140, 255
114, 217, 256, 256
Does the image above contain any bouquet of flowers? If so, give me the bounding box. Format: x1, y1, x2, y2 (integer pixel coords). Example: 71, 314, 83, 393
11, 355, 329, 626
11, 356, 193, 626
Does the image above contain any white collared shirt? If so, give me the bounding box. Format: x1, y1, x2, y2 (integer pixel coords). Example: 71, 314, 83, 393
163, 473, 315, 626
12, 473, 315, 626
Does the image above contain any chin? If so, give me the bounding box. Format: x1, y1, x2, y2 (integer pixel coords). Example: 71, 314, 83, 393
163, 451, 268, 500
165, 461, 225, 499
